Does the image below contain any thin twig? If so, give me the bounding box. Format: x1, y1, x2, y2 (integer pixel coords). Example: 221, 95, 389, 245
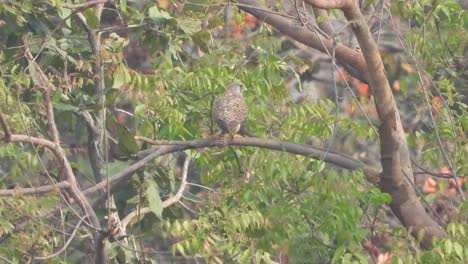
402, 170, 445, 224
120, 156, 191, 230
34, 220, 83, 260
64, 0, 109, 10
187, 182, 218, 193
414, 63, 465, 201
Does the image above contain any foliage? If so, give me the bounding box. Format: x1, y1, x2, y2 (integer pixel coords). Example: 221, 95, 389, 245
0, 0, 466, 263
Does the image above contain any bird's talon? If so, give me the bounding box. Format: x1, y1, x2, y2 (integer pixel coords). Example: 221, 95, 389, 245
217, 135, 230, 147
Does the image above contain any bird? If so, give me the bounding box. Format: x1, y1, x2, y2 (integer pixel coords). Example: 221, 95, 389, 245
212, 81, 248, 145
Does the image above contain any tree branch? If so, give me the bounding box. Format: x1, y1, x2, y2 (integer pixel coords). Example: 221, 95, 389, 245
76, 10, 106, 184
64, 0, 109, 10
0, 181, 70, 197
76, 10, 109, 263
302, 0, 448, 247
0, 111, 11, 141
84, 137, 380, 199
237, 0, 368, 81
302, 0, 353, 10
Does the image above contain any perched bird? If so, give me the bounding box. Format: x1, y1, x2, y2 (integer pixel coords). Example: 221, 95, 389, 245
212, 82, 248, 145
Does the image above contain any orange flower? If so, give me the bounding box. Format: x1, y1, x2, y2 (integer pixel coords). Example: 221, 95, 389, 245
336, 68, 350, 81
422, 177, 438, 193
393, 80, 400, 91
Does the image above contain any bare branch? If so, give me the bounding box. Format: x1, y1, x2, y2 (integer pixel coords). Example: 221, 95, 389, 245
0, 111, 11, 140
64, 0, 109, 10
76, 9, 108, 263
76, 9, 106, 185
24, 46, 55, 92
84, 137, 380, 199
120, 207, 152, 232
43, 93, 60, 143
0, 181, 70, 197
237, 0, 368, 81
302, 0, 353, 10
312, 7, 334, 36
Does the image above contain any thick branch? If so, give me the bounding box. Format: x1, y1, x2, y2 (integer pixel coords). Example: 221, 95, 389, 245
237, 0, 367, 80
303, 0, 447, 247
303, 0, 353, 9
312, 8, 334, 36
0, 181, 70, 197
84, 137, 380, 198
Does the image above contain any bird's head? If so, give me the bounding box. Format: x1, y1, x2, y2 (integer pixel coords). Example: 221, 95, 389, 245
227, 81, 245, 95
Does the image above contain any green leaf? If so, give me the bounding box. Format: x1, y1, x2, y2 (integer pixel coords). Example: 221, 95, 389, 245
445, 239, 453, 254
101, 160, 129, 177
120, 0, 127, 12
83, 8, 99, 29
148, 6, 172, 20
208, 17, 224, 29
115, 123, 139, 155
58, 6, 72, 28
255, 250, 262, 264
453, 242, 463, 260
146, 180, 163, 220
192, 30, 210, 52
53, 102, 79, 111
332, 246, 346, 263
342, 253, 352, 264
113, 64, 131, 88
179, 18, 201, 34
182, 191, 205, 203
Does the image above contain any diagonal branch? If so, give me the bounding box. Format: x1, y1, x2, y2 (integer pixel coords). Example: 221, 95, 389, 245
302, 0, 448, 248
237, 0, 368, 81
34, 219, 83, 260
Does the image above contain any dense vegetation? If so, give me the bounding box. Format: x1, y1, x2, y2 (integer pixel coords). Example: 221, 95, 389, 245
0, 0, 466, 263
